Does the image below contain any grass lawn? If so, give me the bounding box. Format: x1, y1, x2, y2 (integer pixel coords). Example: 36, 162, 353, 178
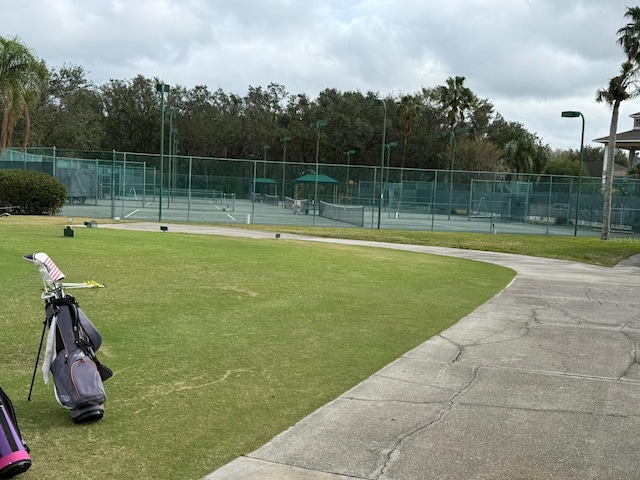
234, 225, 640, 267
0, 218, 514, 479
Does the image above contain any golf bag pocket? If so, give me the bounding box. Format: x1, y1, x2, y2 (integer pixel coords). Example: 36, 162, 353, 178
51, 352, 106, 410
0, 387, 31, 478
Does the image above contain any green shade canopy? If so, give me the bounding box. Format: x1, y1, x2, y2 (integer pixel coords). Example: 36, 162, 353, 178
254, 178, 277, 184
294, 174, 338, 184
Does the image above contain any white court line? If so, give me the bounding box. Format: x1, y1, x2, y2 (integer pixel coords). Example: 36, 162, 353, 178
227, 213, 236, 221
125, 201, 153, 218
433, 223, 467, 230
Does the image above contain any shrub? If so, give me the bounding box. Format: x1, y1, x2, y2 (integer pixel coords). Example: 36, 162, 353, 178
0, 169, 67, 215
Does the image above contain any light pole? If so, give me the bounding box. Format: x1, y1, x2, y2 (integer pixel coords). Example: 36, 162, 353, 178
312, 119, 328, 226
156, 83, 169, 221
371, 98, 388, 229
165, 108, 176, 208
168, 126, 178, 207
343, 149, 355, 195
263, 144, 270, 178
385, 141, 398, 207
443, 127, 469, 220
281, 136, 291, 204
171, 128, 178, 202
561, 111, 585, 237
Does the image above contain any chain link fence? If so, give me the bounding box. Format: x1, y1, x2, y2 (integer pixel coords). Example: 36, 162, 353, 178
2, 147, 639, 236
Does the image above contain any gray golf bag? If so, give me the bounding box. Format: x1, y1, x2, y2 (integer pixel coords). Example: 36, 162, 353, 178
24, 253, 112, 423
43, 295, 112, 423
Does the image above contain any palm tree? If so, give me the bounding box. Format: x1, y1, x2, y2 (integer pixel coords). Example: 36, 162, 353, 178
617, 7, 640, 62
436, 76, 476, 133
503, 130, 549, 175
596, 61, 638, 240
436, 76, 476, 174
0, 35, 47, 152
595, 6, 640, 240
397, 94, 421, 181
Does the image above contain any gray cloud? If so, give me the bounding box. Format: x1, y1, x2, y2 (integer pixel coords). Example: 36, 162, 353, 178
1, 0, 638, 150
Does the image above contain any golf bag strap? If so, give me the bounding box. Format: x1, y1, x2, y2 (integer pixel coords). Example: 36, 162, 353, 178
68, 303, 113, 382
46, 295, 77, 326
48, 295, 77, 307
68, 303, 92, 356
47, 296, 91, 353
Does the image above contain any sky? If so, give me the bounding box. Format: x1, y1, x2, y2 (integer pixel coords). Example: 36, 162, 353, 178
1, 0, 639, 152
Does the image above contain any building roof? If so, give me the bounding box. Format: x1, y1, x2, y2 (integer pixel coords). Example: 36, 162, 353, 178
594, 112, 640, 148
593, 129, 640, 145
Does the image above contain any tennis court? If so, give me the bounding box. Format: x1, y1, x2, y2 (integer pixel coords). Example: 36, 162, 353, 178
59, 196, 622, 237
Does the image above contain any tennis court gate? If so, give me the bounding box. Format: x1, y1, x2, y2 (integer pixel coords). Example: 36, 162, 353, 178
469, 179, 533, 222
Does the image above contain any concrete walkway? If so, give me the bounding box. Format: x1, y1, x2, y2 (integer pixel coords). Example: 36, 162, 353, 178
102, 223, 640, 479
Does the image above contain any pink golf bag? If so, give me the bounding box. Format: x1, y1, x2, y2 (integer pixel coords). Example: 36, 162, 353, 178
0, 386, 31, 479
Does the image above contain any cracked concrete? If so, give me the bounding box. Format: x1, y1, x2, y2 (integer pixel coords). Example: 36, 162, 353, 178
98, 223, 640, 479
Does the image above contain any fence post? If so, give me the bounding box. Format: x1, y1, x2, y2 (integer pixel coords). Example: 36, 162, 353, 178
111, 150, 116, 219
431, 171, 437, 231
547, 175, 552, 235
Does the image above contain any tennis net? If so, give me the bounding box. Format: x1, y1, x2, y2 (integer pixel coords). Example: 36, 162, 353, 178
263, 194, 280, 206
319, 201, 364, 227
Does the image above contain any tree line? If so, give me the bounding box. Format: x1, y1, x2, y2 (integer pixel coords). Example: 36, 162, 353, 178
0, 35, 624, 180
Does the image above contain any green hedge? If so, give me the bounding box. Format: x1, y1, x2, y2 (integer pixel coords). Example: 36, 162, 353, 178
0, 169, 67, 215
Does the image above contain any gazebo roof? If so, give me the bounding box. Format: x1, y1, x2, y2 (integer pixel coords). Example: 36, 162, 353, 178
593, 129, 640, 145
294, 174, 338, 184
594, 111, 640, 149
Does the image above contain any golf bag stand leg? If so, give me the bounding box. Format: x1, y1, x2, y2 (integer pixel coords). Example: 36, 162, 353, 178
27, 319, 48, 402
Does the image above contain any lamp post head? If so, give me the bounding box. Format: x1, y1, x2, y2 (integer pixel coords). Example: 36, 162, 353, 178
316, 119, 328, 127
281, 136, 291, 142
561, 111, 581, 118
443, 128, 469, 139
370, 98, 386, 107
387, 141, 399, 148
264, 145, 270, 150
343, 149, 355, 155
156, 83, 170, 93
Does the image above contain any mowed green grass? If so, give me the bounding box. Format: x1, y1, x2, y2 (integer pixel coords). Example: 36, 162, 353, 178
0, 220, 514, 479
235, 225, 640, 267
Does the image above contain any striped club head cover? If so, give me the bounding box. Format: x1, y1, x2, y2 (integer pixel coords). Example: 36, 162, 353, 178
23, 252, 66, 285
